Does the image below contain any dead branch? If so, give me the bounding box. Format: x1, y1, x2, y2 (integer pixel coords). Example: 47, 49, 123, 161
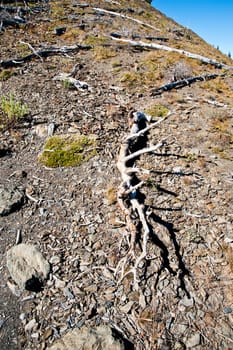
111, 37, 232, 69
93, 7, 161, 32
0, 16, 26, 29
151, 73, 219, 96
53, 73, 90, 91
116, 110, 171, 290
0, 44, 92, 68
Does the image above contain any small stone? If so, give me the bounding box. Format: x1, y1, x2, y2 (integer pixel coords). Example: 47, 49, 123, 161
186, 333, 201, 348
31, 332, 39, 339
223, 307, 232, 314
180, 296, 194, 308
0, 184, 24, 216
54, 277, 66, 289
49, 255, 61, 265
173, 166, 183, 174
63, 287, 75, 300
43, 328, 53, 340
119, 301, 134, 314
55, 27, 66, 35
25, 319, 37, 332
48, 122, 56, 137
19, 313, 26, 322
6, 244, 50, 291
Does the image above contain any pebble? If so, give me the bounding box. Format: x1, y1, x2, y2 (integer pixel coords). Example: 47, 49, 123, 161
54, 277, 66, 289
223, 307, 232, 314
43, 327, 53, 340
186, 333, 201, 348
25, 318, 37, 332
49, 255, 61, 265
180, 296, 194, 308
19, 313, 26, 322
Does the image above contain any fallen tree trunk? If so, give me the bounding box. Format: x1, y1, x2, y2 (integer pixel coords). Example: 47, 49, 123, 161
1, 17, 26, 29
111, 37, 232, 69
151, 73, 219, 95
93, 7, 161, 32
0, 44, 92, 68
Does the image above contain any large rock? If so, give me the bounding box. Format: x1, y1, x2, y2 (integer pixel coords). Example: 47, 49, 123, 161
6, 244, 50, 291
0, 184, 24, 216
49, 325, 132, 350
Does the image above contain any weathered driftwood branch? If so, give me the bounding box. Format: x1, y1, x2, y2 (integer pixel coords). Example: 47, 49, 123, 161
111, 37, 232, 69
0, 44, 92, 68
93, 7, 161, 32
151, 73, 219, 96
116, 110, 171, 290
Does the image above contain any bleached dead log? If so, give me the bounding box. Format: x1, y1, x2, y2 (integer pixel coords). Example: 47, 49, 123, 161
53, 73, 90, 91
111, 37, 232, 69
151, 73, 219, 95
0, 44, 92, 68
116, 110, 171, 290
93, 7, 161, 32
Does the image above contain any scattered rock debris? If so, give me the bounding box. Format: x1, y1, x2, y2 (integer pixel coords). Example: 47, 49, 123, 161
0, 0, 233, 349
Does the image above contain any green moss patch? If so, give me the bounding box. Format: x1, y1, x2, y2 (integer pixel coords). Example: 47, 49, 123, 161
38, 134, 97, 168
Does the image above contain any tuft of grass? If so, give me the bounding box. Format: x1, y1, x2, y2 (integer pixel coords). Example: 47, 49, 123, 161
93, 47, 117, 60
120, 71, 139, 86
84, 35, 107, 46
106, 186, 117, 205
38, 134, 97, 168
0, 69, 16, 81
144, 104, 169, 119
0, 94, 28, 130
62, 79, 73, 89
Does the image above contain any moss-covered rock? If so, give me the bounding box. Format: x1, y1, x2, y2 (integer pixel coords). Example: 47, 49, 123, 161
38, 134, 97, 168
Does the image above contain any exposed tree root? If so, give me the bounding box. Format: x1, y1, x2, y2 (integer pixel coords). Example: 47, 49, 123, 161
116, 110, 172, 290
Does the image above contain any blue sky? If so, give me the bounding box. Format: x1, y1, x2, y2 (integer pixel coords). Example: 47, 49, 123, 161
151, 1, 233, 55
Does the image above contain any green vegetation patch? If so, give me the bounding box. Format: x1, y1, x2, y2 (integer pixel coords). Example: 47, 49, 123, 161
0, 94, 28, 130
0, 69, 16, 81
144, 104, 169, 119
38, 134, 97, 168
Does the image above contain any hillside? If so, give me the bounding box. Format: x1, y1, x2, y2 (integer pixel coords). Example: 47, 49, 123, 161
0, 0, 233, 349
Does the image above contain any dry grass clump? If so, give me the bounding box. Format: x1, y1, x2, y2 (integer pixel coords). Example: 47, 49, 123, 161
201, 78, 233, 98
93, 47, 117, 60
106, 186, 117, 205
208, 111, 233, 160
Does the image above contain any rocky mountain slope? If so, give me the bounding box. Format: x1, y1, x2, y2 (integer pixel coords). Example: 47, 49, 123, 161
0, 0, 233, 349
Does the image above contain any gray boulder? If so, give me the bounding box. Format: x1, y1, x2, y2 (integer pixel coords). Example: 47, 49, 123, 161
0, 184, 24, 216
6, 244, 50, 291
49, 325, 131, 350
